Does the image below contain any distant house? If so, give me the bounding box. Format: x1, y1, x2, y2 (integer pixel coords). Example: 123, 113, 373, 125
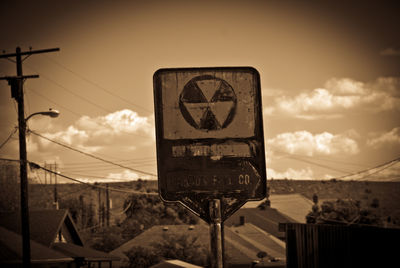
0, 209, 119, 267
111, 223, 286, 268
149, 259, 203, 268
0, 226, 73, 267
225, 205, 295, 240
269, 194, 314, 223
237, 193, 313, 224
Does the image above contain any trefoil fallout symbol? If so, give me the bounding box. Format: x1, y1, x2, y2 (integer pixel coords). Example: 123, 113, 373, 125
179, 75, 237, 131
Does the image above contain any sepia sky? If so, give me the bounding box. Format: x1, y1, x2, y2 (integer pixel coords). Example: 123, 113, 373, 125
1, 0, 399, 183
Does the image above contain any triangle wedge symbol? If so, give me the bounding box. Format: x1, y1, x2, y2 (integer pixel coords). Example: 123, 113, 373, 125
183, 103, 209, 127
180, 81, 208, 103
196, 79, 221, 102
200, 107, 221, 130
208, 101, 234, 127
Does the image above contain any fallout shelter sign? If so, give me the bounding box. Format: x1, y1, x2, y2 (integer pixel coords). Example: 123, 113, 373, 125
153, 67, 266, 222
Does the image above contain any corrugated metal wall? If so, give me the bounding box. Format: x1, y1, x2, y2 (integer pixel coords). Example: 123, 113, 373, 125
280, 223, 400, 268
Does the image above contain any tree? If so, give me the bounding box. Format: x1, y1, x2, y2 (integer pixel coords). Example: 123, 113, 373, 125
153, 233, 210, 267
306, 198, 383, 226
122, 194, 199, 233
0, 163, 19, 212
59, 196, 96, 229
125, 233, 211, 267
89, 226, 125, 252
125, 246, 161, 268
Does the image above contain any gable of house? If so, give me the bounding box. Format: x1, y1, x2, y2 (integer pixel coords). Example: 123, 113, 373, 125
0, 226, 73, 265
0, 209, 84, 247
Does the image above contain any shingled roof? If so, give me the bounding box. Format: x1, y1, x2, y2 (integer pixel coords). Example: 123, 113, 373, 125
225, 206, 295, 239
0, 226, 73, 265
52, 242, 120, 262
111, 223, 286, 267
0, 209, 83, 247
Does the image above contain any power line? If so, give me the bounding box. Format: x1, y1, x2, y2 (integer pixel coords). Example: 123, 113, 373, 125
28, 87, 82, 117
0, 127, 17, 150
272, 150, 369, 169
332, 157, 400, 181
61, 161, 156, 173
276, 153, 352, 174
24, 67, 153, 140
62, 156, 156, 166
355, 161, 399, 181
43, 55, 152, 114
29, 129, 157, 177
29, 161, 158, 195
25, 64, 114, 114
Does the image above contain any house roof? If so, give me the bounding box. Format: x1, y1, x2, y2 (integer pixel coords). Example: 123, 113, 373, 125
150, 259, 204, 268
0, 209, 83, 247
269, 194, 313, 223
241, 194, 314, 224
225, 206, 295, 239
111, 223, 286, 266
52, 242, 120, 262
0, 226, 73, 264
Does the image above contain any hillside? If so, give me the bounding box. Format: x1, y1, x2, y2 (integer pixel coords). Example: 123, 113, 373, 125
1, 168, 399, 227
23, 179, 400, 226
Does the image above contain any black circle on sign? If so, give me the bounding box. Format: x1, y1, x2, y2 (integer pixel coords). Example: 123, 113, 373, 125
179, 75, 237, 131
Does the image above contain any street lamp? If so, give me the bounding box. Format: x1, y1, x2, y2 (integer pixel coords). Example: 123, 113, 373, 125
19, 108, 60, 267
25, 108, 60, 122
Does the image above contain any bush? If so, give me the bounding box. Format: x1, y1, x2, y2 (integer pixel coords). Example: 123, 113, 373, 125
152, 233, 210, 266
306, 199, 383, 226
88, 226, 125, 252
125, 246, 161, 268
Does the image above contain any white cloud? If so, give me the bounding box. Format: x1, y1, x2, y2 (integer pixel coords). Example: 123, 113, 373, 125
38, 109, 154, 153
325, 78, 366, 95
265, 77, 400, 119
267, 130, 359, 156
267, 167, 314, 180
106, 170, 151, 181
367, 127, 400, 148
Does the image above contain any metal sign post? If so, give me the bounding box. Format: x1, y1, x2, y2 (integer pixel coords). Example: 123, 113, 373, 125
153, 67, 267, 267
209, 199, 223, 268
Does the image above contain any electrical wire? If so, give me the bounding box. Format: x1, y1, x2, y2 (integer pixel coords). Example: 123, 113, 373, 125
25, 64, 114, 114
279, 154, 351, 174
43, 55, 152, 114
29, 129, 157, 177
62, 162, 156, 173
332, 157, 400, 181
273, 150, 369, 169
28, 87, 82, 117
62, 157, 156, 167
0, 127, 17, 150
29, 161, 158, 195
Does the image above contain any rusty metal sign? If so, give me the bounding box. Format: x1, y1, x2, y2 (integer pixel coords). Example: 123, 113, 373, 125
153, 67, 266, 223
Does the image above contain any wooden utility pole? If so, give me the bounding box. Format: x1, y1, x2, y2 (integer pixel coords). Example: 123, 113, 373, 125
98, 187, 102, 227
0, 46, 59, 267
54, 162, 59, 209
106, 184, 110, 227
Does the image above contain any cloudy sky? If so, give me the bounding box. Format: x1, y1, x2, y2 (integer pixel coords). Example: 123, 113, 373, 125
1, 0, 399, 183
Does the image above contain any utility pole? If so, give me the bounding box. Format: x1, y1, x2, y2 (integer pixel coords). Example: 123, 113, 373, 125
44, 162, 47, 184
0, 46, 59, 267
106, 184, 110, 227
54, 162, 59, 209
98, 187, 102, 227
